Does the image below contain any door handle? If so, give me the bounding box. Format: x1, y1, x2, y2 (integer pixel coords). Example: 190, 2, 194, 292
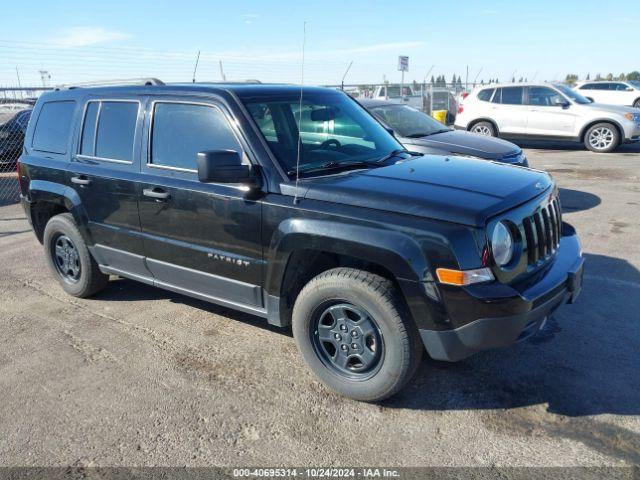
71, 175, 92, 186
143, 188, 170, 201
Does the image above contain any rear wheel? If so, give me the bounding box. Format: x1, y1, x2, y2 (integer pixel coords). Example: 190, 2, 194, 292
633, 99, 640, 109
470, 121, 496, 137
584, 122, 620, 153
43, 213, 109, 297
292, 268, 422, 402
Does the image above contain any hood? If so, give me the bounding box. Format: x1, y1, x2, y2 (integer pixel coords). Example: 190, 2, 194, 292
586, 103, 639, 115
301, 156, 552, 227
400, 130, 520, 161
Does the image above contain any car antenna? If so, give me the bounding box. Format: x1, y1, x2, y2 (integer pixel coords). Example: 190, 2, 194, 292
293, 21, 307, 205
192, 50, 200, 83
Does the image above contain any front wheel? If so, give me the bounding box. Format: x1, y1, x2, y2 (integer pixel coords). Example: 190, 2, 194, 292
292, 268, 423, 402
584, 122, 620, 153
470, 121, 496, 137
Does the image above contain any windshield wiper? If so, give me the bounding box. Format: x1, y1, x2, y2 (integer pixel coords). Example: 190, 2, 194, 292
405, 128, 451, 138
374, 148, 411, 164
287, 160, 377, 177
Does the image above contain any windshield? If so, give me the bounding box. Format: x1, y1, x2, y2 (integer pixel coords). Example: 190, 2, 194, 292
370, 104, 450, 138
553, 84, 591, 104
243, 91, 402, 176
629, 80, 640, 89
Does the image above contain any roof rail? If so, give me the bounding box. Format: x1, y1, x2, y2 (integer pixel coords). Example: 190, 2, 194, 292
55, 78, 165, 90
189, 80, 263, 84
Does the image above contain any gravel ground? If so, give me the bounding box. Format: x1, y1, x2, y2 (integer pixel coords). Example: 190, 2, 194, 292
0, 142, 638, 468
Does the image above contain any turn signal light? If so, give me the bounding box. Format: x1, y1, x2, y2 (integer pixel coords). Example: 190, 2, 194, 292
436, 267, 494, 286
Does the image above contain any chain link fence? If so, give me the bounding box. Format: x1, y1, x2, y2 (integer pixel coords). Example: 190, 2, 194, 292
1, 89, 43, 207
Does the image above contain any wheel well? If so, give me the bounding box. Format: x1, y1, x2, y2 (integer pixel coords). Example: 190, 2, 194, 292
278, 250, 405, 327
30, 202, 68, 243
468, 118, 498, 134
579, 120, 623, 143
634, 97, 640, 107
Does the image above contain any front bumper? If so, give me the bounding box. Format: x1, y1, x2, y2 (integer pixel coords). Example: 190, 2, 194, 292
420, 225, 583, 362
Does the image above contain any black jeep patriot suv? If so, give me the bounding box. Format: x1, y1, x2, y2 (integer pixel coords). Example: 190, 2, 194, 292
18, 82, 584, 401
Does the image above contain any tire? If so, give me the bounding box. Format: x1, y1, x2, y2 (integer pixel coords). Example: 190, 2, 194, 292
43, 213, 109, 297
470, 121, 496, 137
292, 267, 423, 402
584, 122, 620, 153
633, 99, 640, 109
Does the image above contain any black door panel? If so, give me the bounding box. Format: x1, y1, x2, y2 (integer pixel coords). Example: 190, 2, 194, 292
137, 97, 263, 303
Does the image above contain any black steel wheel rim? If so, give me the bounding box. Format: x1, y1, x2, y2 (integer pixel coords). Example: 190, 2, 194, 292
52, 234, 81, 283
311, 302, 384, 379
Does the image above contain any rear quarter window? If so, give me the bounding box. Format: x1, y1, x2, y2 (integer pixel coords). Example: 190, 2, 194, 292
32, 101, 76, 154
477, 88, 495, 102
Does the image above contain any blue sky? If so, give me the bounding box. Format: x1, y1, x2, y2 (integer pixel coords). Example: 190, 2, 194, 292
0, 0, 637, 86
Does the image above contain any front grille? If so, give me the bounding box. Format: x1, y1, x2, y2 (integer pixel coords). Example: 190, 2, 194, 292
521, 197, 562, 265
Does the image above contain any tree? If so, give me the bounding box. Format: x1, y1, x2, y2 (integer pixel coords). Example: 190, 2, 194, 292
430, 75, 435, 85
511, 76, 516, 82
619, 73, 626, 81
586, 73, 590, 80
565, 74, 578, 85
595, 73, 602, 80
606, 73, 613, 80
627, 71, 640, 81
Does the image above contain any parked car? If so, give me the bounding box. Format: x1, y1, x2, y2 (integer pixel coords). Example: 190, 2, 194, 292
360, 99, 528, 166
0, 108, 31, 166
19, 83, 583, 401
371, 84, 424, 110
455, 83, 640, 153
574, 80, 640, 108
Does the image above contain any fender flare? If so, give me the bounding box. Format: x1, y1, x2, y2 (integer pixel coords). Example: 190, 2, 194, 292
263, 218, 431, 296
28, 180, 94, 244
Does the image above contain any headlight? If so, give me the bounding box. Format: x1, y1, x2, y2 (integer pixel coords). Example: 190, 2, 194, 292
491, 221, 514, 267
624, 113, 634, 122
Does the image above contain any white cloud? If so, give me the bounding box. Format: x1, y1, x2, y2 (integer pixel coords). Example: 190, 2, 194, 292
242, 14, 260, 25
53, 27, 131, 47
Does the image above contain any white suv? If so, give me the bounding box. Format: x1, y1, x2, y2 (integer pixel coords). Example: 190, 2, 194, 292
455, 82, 640, 153
575, 80, 640, 108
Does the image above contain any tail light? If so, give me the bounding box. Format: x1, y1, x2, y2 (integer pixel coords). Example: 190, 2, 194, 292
457, 105, 464, 114
461, 92, 470, 100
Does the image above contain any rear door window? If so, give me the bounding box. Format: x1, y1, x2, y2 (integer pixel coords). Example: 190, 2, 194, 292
500, 87, 524, 105
95, 102, 139, 162
32, 101, 76, 154
80, 102, 99, 156
79, 100, 139, 162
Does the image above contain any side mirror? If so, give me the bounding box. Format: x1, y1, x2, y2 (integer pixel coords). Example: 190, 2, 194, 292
384, 126, 395, 137
196, 150, 257, 186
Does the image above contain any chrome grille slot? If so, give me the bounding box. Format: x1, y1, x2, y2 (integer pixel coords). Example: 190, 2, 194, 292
533, 211, 546, 258
521, 196, 562, 267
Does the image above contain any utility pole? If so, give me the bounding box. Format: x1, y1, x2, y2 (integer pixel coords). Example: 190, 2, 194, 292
15, 67, 22, 99
341, 61, 353, 91
465, 65, 469, 91
219, 60, 227, 82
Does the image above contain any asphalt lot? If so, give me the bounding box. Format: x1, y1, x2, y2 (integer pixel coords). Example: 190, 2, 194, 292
0, 142, 639, 468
